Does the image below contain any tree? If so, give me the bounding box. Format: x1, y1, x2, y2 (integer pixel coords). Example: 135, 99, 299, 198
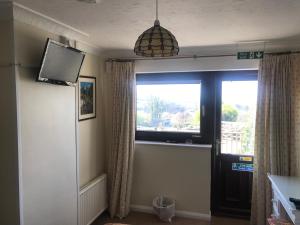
241, 123, 252, 154
222, 104, 238, 122
137, 111, 151, 127
193, 110, 201, 126
171, 112, 193, 130
148, 96, 167, 127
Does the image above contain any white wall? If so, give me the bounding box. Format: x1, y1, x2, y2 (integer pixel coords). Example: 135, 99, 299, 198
14, 21, 78, 225
135, 56, 259, 73
0, 3, 20, 224
132, 143, 211, 215
131, 57, 259, 215
17, 68, 78, 225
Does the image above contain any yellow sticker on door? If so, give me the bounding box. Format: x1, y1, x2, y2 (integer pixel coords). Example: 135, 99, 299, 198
239, 156, 252, 162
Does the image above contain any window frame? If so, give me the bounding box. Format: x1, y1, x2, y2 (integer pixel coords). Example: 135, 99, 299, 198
135, 72, 214, 144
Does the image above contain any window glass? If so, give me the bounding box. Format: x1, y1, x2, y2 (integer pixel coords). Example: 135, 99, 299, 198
136, 83, 201, 133
221, 81, 258, 155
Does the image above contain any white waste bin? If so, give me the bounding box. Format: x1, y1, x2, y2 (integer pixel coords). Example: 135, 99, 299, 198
153, 196, 175, 223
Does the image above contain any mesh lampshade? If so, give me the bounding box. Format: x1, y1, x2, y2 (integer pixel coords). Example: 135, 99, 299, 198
134, 20, 179, 57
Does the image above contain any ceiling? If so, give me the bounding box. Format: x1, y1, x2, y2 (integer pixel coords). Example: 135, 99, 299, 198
13, 0, 300, 56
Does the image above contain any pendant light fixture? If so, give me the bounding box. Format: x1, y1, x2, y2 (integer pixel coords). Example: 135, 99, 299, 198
134, 0, 179, 57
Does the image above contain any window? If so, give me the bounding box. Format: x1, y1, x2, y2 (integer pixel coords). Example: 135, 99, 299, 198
136, 72, 213, 144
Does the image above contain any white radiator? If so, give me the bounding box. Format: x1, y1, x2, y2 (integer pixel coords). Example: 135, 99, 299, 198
79, 174, 107, 225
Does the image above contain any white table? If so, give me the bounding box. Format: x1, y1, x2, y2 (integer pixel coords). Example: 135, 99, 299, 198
268, 175, 300, 225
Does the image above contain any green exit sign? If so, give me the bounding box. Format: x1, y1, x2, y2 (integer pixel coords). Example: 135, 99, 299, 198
237, 51, 264, 60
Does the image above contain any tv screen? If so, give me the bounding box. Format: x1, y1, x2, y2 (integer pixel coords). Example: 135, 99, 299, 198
37, 39, 85, 86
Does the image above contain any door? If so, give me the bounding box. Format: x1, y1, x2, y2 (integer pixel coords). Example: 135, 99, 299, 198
212, 71, 258, 218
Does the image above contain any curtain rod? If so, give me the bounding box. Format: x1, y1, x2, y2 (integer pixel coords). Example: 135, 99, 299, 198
107, 50, 300, 62
1, 51, 300, 68
107, 54, 236, 62
0, 63, 40, 69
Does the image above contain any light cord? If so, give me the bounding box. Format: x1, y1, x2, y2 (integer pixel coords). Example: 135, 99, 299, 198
156, 0, 158, 20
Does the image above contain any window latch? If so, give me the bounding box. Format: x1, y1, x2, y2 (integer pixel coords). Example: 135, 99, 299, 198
215, 138, 221, 156
202, 105, 205, 117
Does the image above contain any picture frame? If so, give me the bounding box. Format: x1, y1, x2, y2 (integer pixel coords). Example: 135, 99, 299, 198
78, 76, 96, 121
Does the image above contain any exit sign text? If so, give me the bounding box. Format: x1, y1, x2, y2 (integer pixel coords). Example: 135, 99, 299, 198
237, 51, 264, 60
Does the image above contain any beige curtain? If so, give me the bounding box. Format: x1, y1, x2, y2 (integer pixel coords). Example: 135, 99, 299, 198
105, 61, 136, 218
251, 54, 300, 225
291, 55, 300, 177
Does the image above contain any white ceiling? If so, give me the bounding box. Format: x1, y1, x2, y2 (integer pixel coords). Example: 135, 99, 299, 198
13, 0, 300, 56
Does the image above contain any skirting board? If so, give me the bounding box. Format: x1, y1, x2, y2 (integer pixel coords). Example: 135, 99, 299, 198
130, 204, 211, 221
86, 207, 107, 225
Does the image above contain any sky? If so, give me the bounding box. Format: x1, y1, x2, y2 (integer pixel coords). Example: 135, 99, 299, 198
137, 83, 201, 108
222, 81, 258, 106
137, 80, 258, 109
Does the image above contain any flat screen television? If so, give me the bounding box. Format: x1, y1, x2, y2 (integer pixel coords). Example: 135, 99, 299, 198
37, 38, 85, 86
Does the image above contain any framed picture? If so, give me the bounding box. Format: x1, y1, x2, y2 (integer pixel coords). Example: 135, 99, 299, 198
78, 76, 96, 121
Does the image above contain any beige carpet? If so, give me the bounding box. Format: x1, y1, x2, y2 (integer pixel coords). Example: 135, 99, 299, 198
92, 211, 250, 225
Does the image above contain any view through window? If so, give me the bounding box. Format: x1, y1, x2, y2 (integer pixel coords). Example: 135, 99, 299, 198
221, 80, 258, 155
136, 83, 201, 133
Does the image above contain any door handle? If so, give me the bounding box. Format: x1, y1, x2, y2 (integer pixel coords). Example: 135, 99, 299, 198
215, 138, 221, 156
202, 105, 205, 117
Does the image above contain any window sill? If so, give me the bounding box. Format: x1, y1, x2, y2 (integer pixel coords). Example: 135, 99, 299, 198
135, 141, 212, 149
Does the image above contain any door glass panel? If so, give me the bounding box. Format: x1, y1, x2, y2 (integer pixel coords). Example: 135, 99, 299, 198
221, 81, 258, 155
